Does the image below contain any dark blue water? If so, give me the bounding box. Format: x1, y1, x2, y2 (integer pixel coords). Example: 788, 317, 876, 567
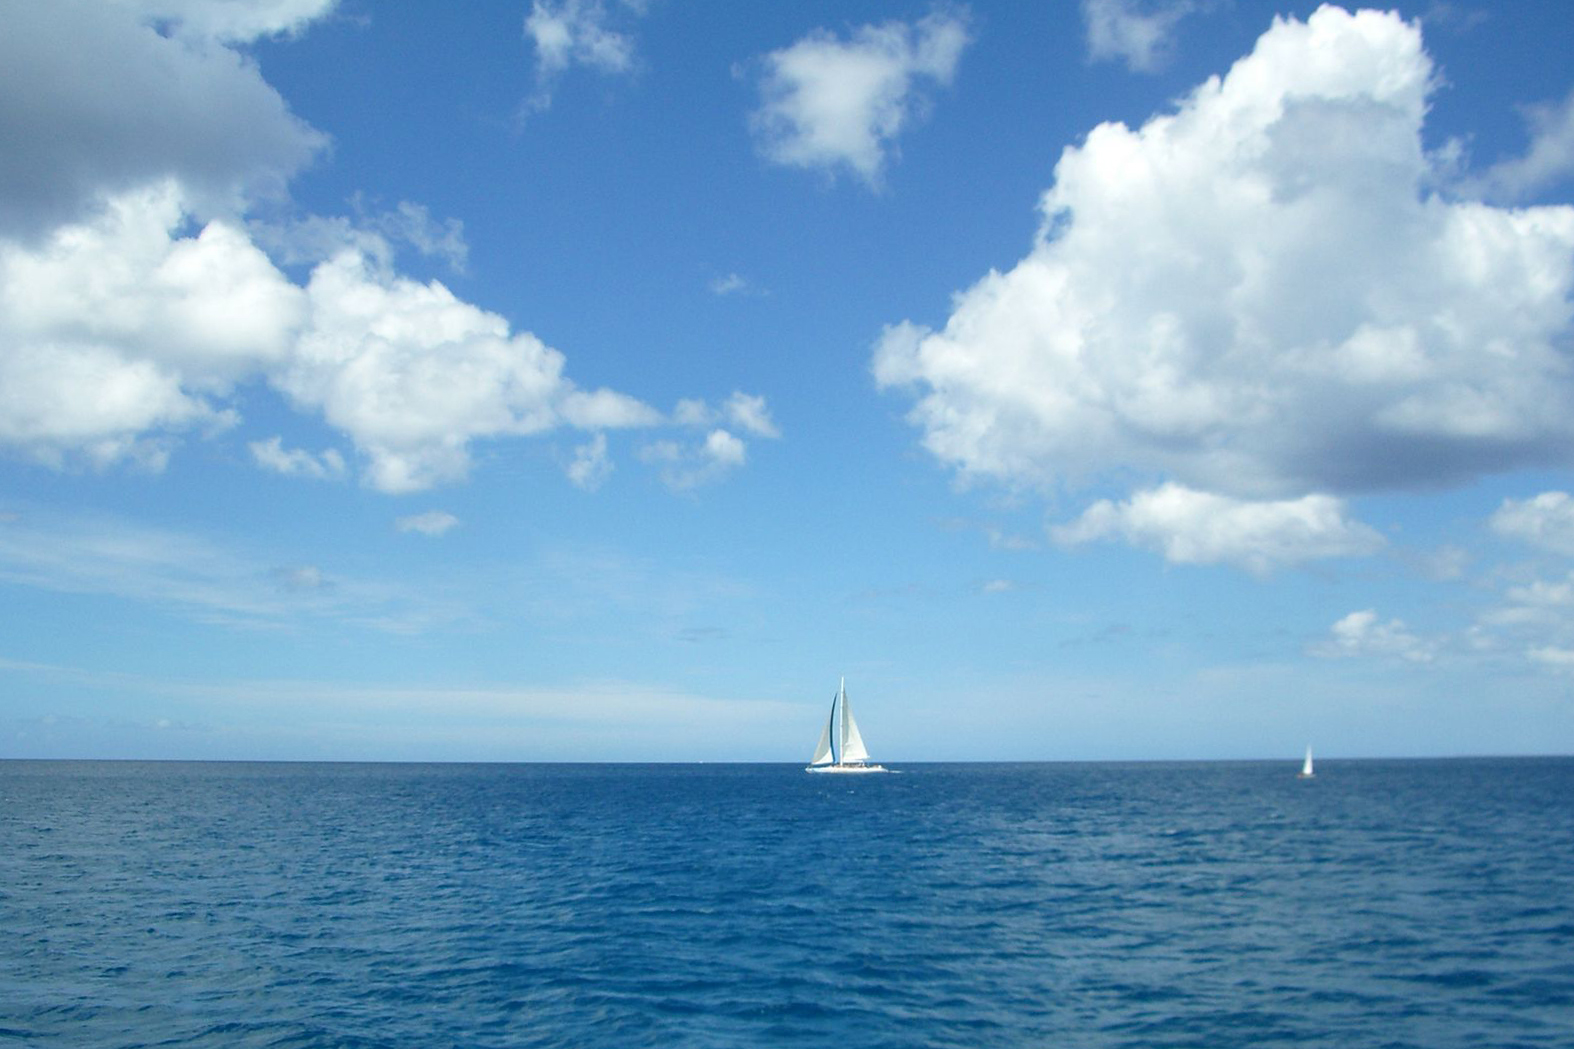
3, 759, 1572, 1048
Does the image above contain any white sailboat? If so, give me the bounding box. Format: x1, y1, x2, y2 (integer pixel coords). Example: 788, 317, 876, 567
1298, 745, 1314, 779
806, 678, 888, 774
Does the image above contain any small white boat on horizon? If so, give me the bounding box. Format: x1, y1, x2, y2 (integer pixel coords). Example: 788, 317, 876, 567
1298, 745, 1315, 779
806, 677, 888, 774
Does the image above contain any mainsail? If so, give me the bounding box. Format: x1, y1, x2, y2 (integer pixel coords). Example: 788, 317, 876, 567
838, 686, 869, 763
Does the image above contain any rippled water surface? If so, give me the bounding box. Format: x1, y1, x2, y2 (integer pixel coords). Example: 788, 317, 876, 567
4, 759, 1573, 1047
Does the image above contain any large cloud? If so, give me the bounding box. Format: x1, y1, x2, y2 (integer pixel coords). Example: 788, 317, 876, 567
0, 1, 772, 495
277, 249, 661, 493
0, 182, 304, 465
877, 6, 1574, 564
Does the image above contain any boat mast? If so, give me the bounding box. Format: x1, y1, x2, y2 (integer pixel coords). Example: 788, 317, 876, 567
829, 682, 841, 764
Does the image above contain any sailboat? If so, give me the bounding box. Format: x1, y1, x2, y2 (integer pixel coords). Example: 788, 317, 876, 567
806, 678, 888, 774
1298, 745, 1314, 779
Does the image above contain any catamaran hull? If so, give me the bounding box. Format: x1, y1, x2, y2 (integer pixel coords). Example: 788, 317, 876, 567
806, 763, 889, 774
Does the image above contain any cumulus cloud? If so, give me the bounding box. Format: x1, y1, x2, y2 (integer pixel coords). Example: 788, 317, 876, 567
395, 510, 459, 537
1314, 609, 1436, 663
0, 2, 803, 499
749, 7, 970, 186
0, 182, 666, 492
0, 183, 301, 467
877, 6, 1574, 568
1491, 491, 1574, 557
275, 249, 660, 493
523, 0, 643, 113
1082, 0, 1202, 73
1053, 483, 1383, 574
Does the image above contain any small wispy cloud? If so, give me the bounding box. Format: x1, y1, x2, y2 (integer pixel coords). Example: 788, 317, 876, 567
249, 437, 347, 481
0, 509, 457, 633
710, 273, 748, 295
1491, 491, 1574, 556
273, 564, 328, 591
565, 433, 613, 491
396, 511, 460, 537
1464, 88, 1574, 203
1082, 0, 1203, 73
523, 0, 645, 115
640, 429, 748, 491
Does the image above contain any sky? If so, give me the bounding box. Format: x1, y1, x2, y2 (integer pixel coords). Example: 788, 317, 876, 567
3, 0, 1574, 763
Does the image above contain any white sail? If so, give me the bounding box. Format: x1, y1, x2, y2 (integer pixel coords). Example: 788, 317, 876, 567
1300, 745, 1314, 778
809, 703, 834, 766
838, 685, 870, 763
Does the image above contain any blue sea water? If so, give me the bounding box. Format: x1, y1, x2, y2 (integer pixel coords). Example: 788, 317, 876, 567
3, 759, 1573, 1048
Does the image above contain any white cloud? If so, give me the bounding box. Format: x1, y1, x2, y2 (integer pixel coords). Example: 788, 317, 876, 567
250, 436, 346, 480
0, 185, 668, 492
0, 3, 781, 498
275, 249, 660, 493
1082, 0, 1201, 73
0, 2, 325, 239
396, 510, 460, 537
877, 6, 1574, 567
0, 182, 301, 467
750, 7, 970, 186
1491, 491, 1574, 557
1053, 483, 1383, 574
1315, 609, 1436, 663
523, 0, 643, 113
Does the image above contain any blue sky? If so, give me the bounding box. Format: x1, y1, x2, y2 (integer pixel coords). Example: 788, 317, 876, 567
3, 0, 1574, 762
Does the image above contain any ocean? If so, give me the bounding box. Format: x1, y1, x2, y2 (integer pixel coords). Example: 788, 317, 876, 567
3, 758, 1572, 1047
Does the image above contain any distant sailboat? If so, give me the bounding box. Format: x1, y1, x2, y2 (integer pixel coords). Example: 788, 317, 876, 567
1298, 745, 1314, 779
806, 678, 888, 774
